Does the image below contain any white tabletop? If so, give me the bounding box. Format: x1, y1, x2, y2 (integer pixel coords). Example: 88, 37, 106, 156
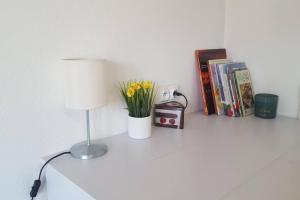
47, 113, 300, 200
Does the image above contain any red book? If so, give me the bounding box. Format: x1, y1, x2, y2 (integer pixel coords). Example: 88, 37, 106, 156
195, 49, 227, 115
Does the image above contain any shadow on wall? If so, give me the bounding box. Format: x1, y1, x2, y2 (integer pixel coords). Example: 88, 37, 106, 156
92, 60, 141, 139
298, 86, 300, 120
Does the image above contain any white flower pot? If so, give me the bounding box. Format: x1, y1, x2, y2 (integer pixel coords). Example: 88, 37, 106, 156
128, 115, 152, 139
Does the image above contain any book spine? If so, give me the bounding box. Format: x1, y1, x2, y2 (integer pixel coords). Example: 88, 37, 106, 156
195, 51, 208, 115
234, 72, 244, 116
200, 61, 215, 115
209, 63, 224, 115
228, 71, 241, 117
208, 63, 219, 115
219, 64, 235, 117
216, 64, 225, 112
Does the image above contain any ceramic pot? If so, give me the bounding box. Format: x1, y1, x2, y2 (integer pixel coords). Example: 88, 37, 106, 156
128, 115, 152, 139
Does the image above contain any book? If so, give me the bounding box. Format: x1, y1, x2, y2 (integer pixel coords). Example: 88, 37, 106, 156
216, 63, 235, 117
233, 72, 244, 116
234, 69, 255, 116
208, 59, 231, 115
225, 63, 247, 117
195, 49, 227, 115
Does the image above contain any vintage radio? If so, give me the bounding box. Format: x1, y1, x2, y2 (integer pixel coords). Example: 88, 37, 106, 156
154, 101, 185, 129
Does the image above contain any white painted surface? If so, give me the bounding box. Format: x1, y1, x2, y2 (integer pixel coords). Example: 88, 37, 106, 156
46, 113, 300, 200
222, 145, 300, 200
46, 165, 95, 200
224, 0, 300, 117
0, 0, 225, 199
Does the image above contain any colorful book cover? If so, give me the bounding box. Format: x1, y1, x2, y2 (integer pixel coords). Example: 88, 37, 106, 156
195, 49, 227, 115
225, 63, 247, 117
208, 59, 231, 115
235, 69, 255, 116
216, 63, 235, 117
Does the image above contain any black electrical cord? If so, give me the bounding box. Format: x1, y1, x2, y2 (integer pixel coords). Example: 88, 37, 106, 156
30, 151, 71, 200
173, 91, 188, 109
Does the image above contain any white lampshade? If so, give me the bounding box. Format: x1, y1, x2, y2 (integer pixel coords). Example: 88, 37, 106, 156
63, 59, 107, 110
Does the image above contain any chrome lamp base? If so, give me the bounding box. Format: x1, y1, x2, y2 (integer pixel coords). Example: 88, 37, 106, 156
70, 110, 108, 160
70, 141, 108, 160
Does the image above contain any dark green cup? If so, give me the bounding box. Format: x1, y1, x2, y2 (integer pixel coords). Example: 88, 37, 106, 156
255, 94, 279, 119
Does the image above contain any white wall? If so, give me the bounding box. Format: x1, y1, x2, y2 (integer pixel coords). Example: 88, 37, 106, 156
0, 0, 226, 199
224, 0, 300, 117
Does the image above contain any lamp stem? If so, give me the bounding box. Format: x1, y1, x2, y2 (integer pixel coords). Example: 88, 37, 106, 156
86, 110, 91, 146
70, 109, 108, 160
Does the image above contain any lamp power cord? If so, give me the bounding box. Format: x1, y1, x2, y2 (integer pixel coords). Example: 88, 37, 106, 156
30, 151, 71, 200
173, 91, 188, 109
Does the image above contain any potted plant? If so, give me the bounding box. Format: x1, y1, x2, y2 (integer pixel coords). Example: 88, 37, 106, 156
120, 81, 156, 139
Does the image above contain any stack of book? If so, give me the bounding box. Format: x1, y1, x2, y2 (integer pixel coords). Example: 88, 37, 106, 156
195, 49, 255, 117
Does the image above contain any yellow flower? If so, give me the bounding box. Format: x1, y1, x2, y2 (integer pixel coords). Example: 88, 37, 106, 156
129, 82, 136, 87
130, 82, 141, 90
127, 87, 135, 97
142, 81, 153, 89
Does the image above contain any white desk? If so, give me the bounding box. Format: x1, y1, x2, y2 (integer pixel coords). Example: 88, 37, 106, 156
46, 113, 300, 200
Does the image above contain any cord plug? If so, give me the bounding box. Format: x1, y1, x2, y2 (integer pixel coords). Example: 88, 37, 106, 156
30, 179, 41, 198
173, 91, 183, 97
30, 151, 70, 199
173, 90, 188, 109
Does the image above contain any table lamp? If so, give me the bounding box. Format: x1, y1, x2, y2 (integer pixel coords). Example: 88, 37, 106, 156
63, 58, 108, 160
